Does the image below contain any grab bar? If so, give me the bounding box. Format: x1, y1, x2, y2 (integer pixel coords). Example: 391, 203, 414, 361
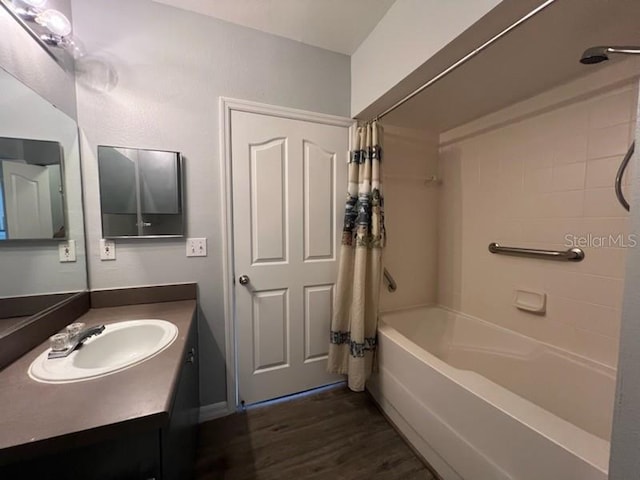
488, 243, 585, 262
615, 141, 634, 212
383, 268, 397, 292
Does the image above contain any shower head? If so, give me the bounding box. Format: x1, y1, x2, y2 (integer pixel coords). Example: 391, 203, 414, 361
580, 46, 640, 65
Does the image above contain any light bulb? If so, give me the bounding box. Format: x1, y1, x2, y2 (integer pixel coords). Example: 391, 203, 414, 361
20, 0, 48, 8
36, 9, 72, 37
62, 36, 86, 60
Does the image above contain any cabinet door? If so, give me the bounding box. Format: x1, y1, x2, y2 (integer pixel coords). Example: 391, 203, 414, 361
161, 314, 200, 480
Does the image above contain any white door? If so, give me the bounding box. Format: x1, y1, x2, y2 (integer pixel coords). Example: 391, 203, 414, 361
231, 110, 349, 405
2, 161, 53, 239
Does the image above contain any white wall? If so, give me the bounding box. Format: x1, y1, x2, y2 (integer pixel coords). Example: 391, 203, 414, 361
609, 83, 640, 478
350, 0, 501, 117
72, 0, 350, 406
380, 124, 439, 311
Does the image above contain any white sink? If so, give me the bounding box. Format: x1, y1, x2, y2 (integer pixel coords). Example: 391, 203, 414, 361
28, 319, 178, 384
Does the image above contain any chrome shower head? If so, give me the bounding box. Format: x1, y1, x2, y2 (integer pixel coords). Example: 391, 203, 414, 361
580, 46, 640, 65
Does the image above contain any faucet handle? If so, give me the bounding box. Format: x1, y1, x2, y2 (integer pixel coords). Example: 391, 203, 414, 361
66, 322, 86, 339
49, 333, 70, 352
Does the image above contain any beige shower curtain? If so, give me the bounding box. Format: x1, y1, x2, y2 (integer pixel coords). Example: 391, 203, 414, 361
328, 121, 385, 391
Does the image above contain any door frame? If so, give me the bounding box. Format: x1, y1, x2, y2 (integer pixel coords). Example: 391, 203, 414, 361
218, 97, 355, 413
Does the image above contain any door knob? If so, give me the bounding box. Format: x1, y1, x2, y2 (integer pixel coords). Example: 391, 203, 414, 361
238, 275, 250, 285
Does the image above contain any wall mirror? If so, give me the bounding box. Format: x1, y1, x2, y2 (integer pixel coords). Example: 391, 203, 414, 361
0, 66, 87, 337
0, 137, 66, 240
98, 146, 184, 238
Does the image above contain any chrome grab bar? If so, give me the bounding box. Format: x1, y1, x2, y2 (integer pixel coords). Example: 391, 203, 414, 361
383, 268, 397, 292
615, 142, 634, 212
488, 243, 585, 262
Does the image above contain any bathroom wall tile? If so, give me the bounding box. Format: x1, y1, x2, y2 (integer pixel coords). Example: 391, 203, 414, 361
542, 191, 584, 218
524, 167, 553, 193
544, 269, 624, 308
570, 247, 628, 279
549, 295, 621, 339
588, 87, 635, 130
438, 81, 633, 364
380, 126, 440, 312
552, 162, 586, 191
586, 155, 622, 188
588, 123, 632, 159
584, 187, 629, 218
552, 132, 588, 166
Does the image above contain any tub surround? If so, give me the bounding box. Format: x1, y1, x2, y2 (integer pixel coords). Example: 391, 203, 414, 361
0, 299, 196, 465
370, 306, 610, 480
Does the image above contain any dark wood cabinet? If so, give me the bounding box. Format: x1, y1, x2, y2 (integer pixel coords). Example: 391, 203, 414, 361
162, 312, 200, 480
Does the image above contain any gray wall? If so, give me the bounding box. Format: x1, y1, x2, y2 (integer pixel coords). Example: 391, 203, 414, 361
72, 0, 350, 406
0, 1, 77, 119
609, 82, 640, 479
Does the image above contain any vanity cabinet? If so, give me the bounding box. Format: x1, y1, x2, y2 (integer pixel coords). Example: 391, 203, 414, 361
0, 313, 200, 480
161, 314, 200, 480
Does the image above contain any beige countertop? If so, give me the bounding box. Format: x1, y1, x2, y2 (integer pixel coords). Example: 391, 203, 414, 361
0, 300, 197, 464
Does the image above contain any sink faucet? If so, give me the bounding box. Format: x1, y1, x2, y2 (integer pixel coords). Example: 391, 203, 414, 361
48, 324, 106, 359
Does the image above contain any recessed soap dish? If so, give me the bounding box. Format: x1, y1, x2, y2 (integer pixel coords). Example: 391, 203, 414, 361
514, 289, 546, 315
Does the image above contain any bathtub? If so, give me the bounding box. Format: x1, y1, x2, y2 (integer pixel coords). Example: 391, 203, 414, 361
367, 306, 616, 480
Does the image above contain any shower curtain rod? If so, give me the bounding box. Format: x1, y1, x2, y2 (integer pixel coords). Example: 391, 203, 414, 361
370, 0, 557, 123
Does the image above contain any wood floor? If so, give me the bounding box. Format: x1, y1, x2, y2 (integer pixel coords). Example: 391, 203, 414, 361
195, 385, 438, 480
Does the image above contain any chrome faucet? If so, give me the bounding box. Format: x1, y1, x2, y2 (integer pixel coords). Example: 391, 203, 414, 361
48, 324, 106, 359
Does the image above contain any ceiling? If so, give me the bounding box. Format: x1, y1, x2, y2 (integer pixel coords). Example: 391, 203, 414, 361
150, 0, 397, 55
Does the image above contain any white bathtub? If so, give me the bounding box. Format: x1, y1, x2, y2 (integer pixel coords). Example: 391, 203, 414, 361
368, 306, 616, 480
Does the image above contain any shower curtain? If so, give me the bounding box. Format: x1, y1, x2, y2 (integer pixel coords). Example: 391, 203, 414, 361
328, 121, 385, 392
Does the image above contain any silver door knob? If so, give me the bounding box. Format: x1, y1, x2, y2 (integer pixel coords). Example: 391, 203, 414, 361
238, 275, 250, 285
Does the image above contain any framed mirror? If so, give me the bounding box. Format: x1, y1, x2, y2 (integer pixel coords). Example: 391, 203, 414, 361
0, 66, 87, 337
98, 146, 184, 238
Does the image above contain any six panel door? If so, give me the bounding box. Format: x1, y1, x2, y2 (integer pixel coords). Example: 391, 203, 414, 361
231, 110, 348, 404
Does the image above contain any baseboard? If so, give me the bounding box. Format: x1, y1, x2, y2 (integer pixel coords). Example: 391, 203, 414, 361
199, 401, 232, 423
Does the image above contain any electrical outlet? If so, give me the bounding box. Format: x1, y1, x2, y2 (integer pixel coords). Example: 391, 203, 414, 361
100, 239, 116, 261
186, 238, 207, 257
58, 240, 76, 262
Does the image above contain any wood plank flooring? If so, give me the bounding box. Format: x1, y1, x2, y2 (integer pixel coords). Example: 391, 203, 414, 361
195, 385, 438, 480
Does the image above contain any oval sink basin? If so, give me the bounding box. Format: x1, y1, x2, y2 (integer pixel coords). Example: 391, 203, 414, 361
29, 319, 178, 384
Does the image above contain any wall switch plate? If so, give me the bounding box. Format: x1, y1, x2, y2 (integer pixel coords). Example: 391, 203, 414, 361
58, 240, 76, 262
100, 239, 116, 261
186, 238, 207, 257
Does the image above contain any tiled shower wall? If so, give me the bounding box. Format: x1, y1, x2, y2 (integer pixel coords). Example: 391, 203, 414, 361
437, 81, 638, 367
380, 125, 439, 312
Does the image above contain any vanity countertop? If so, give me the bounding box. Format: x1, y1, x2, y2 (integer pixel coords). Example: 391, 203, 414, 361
0, 299, 197, 464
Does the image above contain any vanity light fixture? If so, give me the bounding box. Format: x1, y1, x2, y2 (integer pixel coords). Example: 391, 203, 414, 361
19, 0, 47, 7
4, 0, 86, 62
35, 8, 71, 36
40, 33, 85, 58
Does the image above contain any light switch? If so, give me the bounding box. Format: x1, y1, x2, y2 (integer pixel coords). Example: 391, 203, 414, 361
58, 240, 76, 262
100, 239, 116, 261
186, 238, 207, 257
